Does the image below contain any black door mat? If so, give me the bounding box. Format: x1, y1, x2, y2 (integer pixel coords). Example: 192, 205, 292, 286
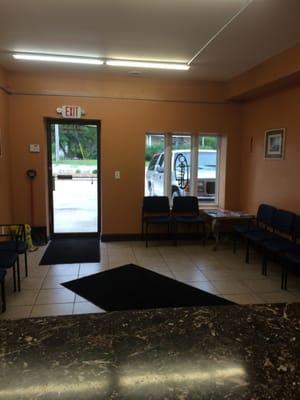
62, 264, 233, 311
39, 238, 100, 265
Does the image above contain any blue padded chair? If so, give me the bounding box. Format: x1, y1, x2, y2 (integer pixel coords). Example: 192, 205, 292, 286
280, 215, 300, 290
244, 209, 293, 265
142, 196, 172, 247
0, 224, 28, 277
232, 204, 276, 253
172, 196, 206, 246
0, 269, 6, 312
0, 250, 19, 292
260, 210, 296, 275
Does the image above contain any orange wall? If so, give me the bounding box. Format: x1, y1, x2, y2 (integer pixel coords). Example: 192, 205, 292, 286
226, 43, 300, 101
6, 71, 241, 234
3, 45, 300, 234
239, 84, 300, 214
0, 69, 12, 223
7, 70, 227, 103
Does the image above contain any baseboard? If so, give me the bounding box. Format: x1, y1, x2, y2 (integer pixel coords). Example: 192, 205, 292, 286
101, 234, 142, 242
101, 232, 207, 242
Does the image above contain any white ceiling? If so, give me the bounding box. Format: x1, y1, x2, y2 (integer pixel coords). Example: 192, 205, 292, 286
0, 0, 299, 80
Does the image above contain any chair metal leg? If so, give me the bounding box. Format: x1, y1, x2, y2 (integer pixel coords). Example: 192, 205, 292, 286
1, 278, 6, 313
233, 234, 237, 254
202, 224, 206, 246
17, 257, 21, 292
281, 269, 285, 290
24, 251, 28, 277
245, 241, 250, 264
214, 230, 220, 251
174, 222, 178, 246
167, 222, 172, 245
145, 223, 149, 248
262, 253, 267, 276
284, 270, 288, 290
12, 264, 16, 292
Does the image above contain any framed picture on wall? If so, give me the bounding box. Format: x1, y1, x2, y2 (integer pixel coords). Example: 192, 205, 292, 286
264, 128, 285, 159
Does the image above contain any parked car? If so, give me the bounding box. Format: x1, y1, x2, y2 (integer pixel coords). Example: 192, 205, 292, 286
146, 149, 217, 201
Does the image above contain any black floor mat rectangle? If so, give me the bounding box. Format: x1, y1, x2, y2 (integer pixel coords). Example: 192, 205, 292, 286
39, 238, 100, 265
62, 264, 233, 311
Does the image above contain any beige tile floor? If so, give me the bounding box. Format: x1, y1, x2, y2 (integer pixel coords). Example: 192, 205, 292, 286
1, 240, 300, 320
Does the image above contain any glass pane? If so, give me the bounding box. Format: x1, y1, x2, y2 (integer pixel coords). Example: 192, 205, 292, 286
171, 135, 192, 198
197, 136, 218, 203
51, 124, 98, 233
145, 134, 165, 196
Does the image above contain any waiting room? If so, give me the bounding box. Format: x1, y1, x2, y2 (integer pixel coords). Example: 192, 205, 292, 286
0, 1, 299, 398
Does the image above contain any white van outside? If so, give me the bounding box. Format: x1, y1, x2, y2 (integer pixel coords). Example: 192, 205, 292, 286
146, 149, 217, 201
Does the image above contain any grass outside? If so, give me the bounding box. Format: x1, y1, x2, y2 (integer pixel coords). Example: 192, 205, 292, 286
53, 159, 149, 169
53, 159, 97, 167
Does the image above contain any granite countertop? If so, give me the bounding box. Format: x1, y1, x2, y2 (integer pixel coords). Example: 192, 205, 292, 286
0, 303, 299, 399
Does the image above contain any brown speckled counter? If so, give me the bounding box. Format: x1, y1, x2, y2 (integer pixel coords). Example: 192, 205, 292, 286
0, 304, 299, 399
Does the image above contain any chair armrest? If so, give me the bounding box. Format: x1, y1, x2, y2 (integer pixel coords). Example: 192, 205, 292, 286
0, 224, 24, 240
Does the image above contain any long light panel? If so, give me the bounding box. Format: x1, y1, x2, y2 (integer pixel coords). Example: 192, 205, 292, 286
13, 53, 104, 65
106, 59, 189, 70
12, 53, 190, 70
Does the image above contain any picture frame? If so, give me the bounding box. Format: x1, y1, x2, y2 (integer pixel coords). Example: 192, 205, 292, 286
264, 128, 285, 159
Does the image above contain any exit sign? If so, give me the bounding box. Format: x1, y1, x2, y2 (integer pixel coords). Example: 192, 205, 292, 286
56, 105, 85, 119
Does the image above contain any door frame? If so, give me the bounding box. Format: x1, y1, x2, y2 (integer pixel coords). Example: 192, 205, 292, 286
45, 118, 101, 238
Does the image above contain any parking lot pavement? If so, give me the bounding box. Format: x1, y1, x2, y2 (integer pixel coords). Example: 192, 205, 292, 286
53, 179, 97, 233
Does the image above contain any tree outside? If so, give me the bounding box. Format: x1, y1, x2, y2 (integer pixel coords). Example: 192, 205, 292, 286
51, 124, 97, 176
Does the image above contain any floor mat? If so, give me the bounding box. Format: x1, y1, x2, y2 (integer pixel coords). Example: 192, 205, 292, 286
39, 238, 100, 265
62, 263, 233, 311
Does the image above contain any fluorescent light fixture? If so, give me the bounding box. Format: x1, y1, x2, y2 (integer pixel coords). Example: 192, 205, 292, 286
12, 53, 189, 70
106, 59, 189, 70
13, 53, 104, 65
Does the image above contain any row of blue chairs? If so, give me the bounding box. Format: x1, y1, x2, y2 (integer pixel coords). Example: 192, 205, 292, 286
0, 224, 28, 312
142, 196, 206, 248
233, 204, 300, 290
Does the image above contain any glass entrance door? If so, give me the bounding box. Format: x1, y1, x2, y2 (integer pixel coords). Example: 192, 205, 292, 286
47, 120, 100, 236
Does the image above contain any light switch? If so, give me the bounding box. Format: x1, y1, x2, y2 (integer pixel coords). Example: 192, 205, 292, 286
29, 144, 40, 153
114, 170, 121, 179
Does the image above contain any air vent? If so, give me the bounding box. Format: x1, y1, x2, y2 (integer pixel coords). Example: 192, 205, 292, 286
128, 70, 142, 77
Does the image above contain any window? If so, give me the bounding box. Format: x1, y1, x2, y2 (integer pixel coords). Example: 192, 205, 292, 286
145, 134, 165, 196
171, 135, 192, 197
197, 135, 219, 203
145, 133, 220, 204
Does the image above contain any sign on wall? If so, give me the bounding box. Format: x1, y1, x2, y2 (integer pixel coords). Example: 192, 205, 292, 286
56, 105, 85, 119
